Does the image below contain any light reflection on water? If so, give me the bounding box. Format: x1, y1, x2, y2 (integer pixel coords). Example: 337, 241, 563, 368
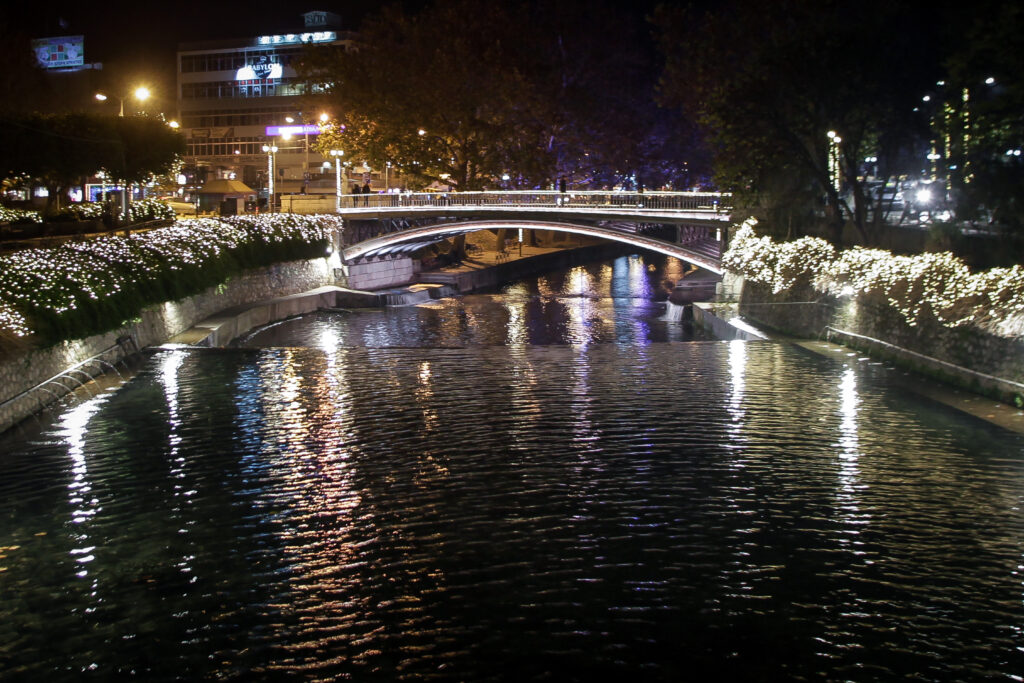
0, 256, 1023, 680
243, 254, 705, 349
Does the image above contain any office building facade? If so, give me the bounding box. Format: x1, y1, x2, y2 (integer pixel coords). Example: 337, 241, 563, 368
176, 11, 354, 199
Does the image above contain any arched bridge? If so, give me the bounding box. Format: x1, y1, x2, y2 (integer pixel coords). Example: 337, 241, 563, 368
333, 190, 732, 274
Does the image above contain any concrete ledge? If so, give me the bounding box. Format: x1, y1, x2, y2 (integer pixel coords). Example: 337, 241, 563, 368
167, 286, 382, 347
0, 258, 336, 435
693, 303, 770, 341
825, 326, 1024, 406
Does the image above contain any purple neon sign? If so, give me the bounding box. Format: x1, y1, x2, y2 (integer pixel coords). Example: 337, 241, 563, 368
265, 125, 321, 136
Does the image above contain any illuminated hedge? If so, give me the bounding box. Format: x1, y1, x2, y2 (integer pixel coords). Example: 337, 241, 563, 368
0, 214, 339, 344
723, 217, 1024, 336
127, 198, 176, 222
0, 207, 43, 224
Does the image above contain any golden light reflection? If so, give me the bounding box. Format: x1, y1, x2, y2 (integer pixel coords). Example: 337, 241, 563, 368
159, 350, 198, 581
726, 340, 748, 465
503, 285, 529, 346
626, 257, 652, 302
250, 347, 369, 630
58, 393, 110, 595
565, 266, 597, 348
835, 367, 869, 540
416, 361, 440, 434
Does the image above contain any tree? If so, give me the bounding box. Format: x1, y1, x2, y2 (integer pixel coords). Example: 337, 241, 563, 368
301, 0, 692, 191
302, 1, 541, 190
108, 116, 185, 186
0, 113, 183, 215
655, 0, 945, 245
943, 2, 1024, 243
0, 113, 118, 213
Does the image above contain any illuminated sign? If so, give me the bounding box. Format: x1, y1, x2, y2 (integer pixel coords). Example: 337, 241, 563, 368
257, 32, 336, 46
236, 63, 283, 80
32, 35, 84, 69
265, 125, 321, 136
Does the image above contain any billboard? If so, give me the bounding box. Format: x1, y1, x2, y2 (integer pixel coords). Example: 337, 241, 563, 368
32, 36, 85, 69
236, 62, 283, 81
265, 125, 321, 136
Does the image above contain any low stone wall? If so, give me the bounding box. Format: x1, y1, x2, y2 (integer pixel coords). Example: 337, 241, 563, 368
280, 194, 336, 214
0, 257, 335, 434
348, 256, 420, 290
734, 277, 1024, 404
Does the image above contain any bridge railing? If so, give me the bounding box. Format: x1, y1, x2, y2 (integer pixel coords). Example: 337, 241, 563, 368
336, 190, 731, 212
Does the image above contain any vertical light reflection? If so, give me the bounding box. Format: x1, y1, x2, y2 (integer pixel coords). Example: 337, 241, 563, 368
627, 255, 652, 301
247, 347, 369, 650
725, 340, 748, 463
835, 367, 869, 542
503, 282, 529, 347
159, 349, 198, 585
58, 392, 110, 600
565, 266, 597, 348
662, 258, 686, 289
507, 347, 542, 452
728, 339, 746, 415
416, 360, 440, 434
570, 350, 600, 459
161, 350, 186, 491
318, 327, 341, 356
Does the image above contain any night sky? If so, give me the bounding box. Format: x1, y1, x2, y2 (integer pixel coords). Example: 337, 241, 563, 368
9, 1, 376, 103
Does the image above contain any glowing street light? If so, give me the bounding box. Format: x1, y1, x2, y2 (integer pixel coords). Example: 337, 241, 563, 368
827, 130, 842, 193
330, 150, 344, 211
95, 86, 151, 117
262, 143, 278, 212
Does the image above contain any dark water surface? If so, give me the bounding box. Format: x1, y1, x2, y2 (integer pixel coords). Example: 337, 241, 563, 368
2, 255, 1023, 681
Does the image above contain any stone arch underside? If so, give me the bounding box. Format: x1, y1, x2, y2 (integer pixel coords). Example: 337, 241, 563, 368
341, 220, 723, 275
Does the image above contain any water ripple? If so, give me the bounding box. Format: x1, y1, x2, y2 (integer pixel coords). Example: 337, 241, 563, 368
0, 342, 1022, 681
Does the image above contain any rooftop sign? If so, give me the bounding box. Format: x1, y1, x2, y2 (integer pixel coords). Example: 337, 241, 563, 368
32, 35, 84, 69
265, 125, 321, 136
257, 32, 336, 46
237, 63, 283, 80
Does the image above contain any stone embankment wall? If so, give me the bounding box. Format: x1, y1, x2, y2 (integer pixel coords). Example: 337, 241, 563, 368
348, 257, 420, 290
0, 258, 335, 434
734, 276, 1024, 403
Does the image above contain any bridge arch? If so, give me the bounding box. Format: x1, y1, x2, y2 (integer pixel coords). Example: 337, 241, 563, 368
341, 219, 723, 274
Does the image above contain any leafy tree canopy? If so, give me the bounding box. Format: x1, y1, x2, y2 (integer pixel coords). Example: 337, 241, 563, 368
655, 0, 951, 244
300, 0, 690, 190
0, 113, 184, 212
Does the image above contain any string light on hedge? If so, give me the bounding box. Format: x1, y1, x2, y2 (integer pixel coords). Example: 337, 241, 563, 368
0, 214, 341, 340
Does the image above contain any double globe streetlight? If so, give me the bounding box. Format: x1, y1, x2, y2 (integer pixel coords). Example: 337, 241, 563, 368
262, 143, 279, 213
95, 86, 151, 117
330, 150, 344, 212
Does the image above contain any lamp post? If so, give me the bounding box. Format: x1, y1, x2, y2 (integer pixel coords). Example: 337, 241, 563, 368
95, 86, 150, 117
262, 143, 278, 212
96, 86, 152, 218
827, 130, 842, 193
330, 150, 344, 212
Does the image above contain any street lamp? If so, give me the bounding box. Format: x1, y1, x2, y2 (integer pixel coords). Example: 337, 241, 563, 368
95, 86, 151, 117
262, 143, 278, 212
330, 150, 344, 211
827, 130, 842, 193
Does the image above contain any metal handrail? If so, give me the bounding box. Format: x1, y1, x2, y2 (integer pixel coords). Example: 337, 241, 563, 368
335, 190, 731, 212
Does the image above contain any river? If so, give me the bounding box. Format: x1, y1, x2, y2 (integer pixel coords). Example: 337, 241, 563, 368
1, 253, 1022, 681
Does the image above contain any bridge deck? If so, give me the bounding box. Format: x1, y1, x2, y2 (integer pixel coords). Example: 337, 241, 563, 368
333, 190, 732, 224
